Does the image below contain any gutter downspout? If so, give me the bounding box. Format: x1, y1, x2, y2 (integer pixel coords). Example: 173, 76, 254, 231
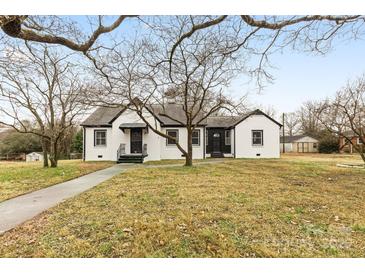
233, 127, 236, 158
203, 126, 206, 159
83, 127, 86, 161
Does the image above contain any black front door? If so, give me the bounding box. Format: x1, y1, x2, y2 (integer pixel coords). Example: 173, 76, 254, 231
130, 128, 142, 153
212, 132, 221, 153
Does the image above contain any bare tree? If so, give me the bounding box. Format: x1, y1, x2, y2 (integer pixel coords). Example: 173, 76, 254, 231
318, 76, 365, 162
0, 16, 136, 53
83, 15, 365, 166
1, 16, 364, 82
87, 17, 249, 166
297, 101, 323, 137
0, 42, 89, 167
166, 15, 365, 88
284, 112, 300, 136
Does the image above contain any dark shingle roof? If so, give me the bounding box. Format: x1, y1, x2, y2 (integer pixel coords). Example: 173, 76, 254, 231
81, 105, 282, 129
280, 135, 318, 143
148, 104, 207, 126
206, 116, 241, 128
81, 107, 125, 126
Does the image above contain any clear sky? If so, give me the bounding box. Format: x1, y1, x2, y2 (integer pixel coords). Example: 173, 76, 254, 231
237, 37, 365, 114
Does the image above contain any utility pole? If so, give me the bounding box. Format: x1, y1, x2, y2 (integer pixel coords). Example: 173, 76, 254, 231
282, 113, 285, 153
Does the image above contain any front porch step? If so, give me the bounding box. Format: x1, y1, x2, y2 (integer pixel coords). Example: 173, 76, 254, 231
117, 154, 147, 163
210, 152, 224, 158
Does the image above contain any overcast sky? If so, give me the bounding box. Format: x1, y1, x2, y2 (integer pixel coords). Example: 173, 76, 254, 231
3, 16, 365, 121
233, 37, 365, 114
46, 16, 365, 116
115, 16, 365, 115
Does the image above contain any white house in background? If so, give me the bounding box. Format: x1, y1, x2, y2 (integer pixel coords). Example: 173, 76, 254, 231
81, 104, 282, 163
26, 152, 44, 162
280, 135, 319, 153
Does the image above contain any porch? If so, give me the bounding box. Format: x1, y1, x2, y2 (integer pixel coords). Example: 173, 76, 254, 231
117, 123, 149, 163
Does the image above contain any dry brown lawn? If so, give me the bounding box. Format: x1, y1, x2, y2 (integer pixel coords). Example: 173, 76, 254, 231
0, 154, 364, 257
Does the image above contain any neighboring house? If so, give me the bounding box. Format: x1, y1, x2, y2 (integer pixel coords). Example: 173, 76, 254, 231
26, 152, 44, 162
81, 104, 282, 163
339, 131, 365, 153
280, 135, 319, 153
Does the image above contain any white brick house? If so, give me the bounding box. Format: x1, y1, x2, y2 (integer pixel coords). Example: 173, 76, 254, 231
81, 104, 282, 163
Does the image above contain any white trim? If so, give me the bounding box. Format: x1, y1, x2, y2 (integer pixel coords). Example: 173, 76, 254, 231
94, 129, 107, 147
192, 129, 200, 146
225, 130, 231, 145
252, 130, 263, 146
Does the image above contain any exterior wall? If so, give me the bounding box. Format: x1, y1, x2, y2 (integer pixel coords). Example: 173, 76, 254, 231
83, 109, 281, 161
292, 142, 318, 153
339, 136, 364, 153
84, 109, 162, 161
84, 127, 114, 161
160, 127, 205, 159
293, 137, 319, 153
235, 115, 280, 158
280, 143, 293, 153
280, 136, 319, 153
112, 109, 161, 161
26, 153, 44, 162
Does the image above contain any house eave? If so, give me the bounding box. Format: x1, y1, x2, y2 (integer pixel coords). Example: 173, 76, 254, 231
81, 124, 112, 128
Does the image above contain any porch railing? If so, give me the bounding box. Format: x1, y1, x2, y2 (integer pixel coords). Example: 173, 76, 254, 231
117, 143, 126, 159
143, 144, 148, 156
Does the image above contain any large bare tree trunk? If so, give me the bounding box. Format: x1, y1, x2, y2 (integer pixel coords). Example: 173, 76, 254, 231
49, 140, 58, 168
41, 138, 49, 168
185, 127, 193, 166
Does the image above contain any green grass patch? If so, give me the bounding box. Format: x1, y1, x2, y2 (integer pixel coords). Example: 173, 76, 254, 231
352, 224, 365, 233
0, 160, 114, 202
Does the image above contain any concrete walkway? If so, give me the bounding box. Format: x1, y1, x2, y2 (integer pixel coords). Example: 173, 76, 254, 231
0, 159, 228, 234
0, 164, 131, 234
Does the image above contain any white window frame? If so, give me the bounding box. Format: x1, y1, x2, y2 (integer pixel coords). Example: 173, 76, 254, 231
225, 130, 231, 145
94, 130, 107, 147
166, 129, 179, 146
192, 129, 200, 146
252, 130, 263, 146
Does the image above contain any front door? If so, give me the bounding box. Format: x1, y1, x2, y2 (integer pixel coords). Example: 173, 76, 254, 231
130, 128, 142, 153
212, 132, 221, 153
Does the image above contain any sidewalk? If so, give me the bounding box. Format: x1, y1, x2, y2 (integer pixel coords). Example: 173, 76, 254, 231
0, 164, 130, 234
